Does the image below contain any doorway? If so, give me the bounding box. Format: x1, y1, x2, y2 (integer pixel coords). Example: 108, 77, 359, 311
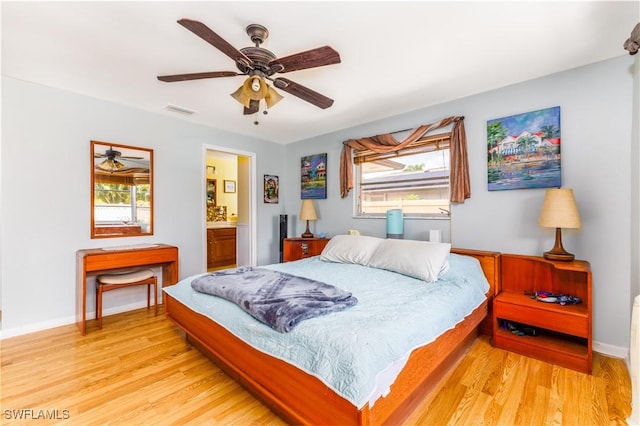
204, 145, 256, 271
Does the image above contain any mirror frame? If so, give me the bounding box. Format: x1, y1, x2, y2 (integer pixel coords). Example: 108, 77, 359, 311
91, 140, 154, 239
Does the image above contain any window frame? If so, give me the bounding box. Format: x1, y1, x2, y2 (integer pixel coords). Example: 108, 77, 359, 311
353, 133, 452, 220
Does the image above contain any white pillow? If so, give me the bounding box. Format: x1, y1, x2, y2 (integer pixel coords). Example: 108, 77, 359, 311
439, 259, 450, 276
367, 239, 451, 282
320, 234, 384, 265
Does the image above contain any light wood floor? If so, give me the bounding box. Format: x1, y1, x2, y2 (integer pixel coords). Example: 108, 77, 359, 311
1, 306, 631, 425
208, 264, 237, 273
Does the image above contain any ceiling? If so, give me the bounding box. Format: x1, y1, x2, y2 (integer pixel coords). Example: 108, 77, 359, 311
2, 1, 638, 144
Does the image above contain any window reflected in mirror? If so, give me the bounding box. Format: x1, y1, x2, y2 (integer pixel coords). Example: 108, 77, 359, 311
91, 140, 153, 238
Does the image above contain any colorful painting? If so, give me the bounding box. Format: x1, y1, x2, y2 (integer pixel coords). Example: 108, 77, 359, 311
301, 153, 327, 199
264, 175, 279, 204
487, 106, 561, 191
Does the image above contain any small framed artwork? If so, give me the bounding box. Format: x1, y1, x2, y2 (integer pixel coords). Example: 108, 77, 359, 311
301, 153, 327, 199
487, 106, 561, 191
264, 175, 279, 204
224, 180, 236, 193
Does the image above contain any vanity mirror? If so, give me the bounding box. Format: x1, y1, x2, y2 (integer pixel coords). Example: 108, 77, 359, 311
91, 140, 153, 238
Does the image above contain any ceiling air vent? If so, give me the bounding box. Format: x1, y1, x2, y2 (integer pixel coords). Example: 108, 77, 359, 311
165, 103, 197, 115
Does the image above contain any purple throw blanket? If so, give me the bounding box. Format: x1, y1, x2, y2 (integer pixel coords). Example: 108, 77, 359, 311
191, 267, 358, 333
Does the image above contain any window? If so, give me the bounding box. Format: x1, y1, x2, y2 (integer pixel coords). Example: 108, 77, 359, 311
354, 134, 451, 218
94, 182, 151, 225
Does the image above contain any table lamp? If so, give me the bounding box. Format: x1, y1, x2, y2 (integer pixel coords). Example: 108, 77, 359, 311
538, 188, 582, 261
299, 200, 317, 238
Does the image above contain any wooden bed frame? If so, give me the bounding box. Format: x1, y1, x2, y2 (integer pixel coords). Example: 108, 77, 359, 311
164, 248, 501, 425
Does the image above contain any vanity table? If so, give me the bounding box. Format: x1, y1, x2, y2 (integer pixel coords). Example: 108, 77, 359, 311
76, 243, 179, 334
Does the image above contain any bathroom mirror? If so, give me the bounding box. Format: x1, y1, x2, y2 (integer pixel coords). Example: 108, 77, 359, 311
91, 140, 153, 238
207, 179, 217, 206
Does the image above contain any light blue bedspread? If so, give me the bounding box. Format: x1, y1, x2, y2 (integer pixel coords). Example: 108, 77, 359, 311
163, 253, 489, 408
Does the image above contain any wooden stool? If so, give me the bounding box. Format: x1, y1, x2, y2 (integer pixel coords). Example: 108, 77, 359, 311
96, 269, 157, 329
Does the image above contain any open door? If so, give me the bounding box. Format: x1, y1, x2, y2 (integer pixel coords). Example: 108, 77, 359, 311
204, 146, 256, 270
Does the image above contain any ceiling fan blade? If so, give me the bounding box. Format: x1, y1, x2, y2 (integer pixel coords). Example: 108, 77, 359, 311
273, 78, 334, 109
244, 99, 260, 115
94, 153, 143, 159
269, 46, 340, 73
177, 19, 251, 65
157, 71, 239, 82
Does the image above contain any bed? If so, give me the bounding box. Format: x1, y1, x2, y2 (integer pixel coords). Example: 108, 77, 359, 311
163, 236, 500, 425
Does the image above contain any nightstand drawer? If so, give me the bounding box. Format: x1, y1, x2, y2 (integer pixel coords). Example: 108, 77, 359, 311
283, 238, 329, 262
494, 300, 588, 337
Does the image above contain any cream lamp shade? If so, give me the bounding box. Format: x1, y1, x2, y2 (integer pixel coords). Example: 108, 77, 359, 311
299, 199, 317, 238
538, 188, 581, 261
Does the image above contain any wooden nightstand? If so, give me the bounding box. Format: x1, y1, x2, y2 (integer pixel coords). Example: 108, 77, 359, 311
282, 238, 330, 262
493, 253, 592, 373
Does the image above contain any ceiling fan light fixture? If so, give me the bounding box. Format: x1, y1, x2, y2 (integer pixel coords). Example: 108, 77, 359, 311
231, 76, 269, 107
231, 75, 283, 109
243, 76, 267, 100
97, 158, 125, 172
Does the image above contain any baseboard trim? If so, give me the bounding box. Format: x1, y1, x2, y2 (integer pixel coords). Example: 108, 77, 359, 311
593, 340, 629, 360
0, 299, 160, 339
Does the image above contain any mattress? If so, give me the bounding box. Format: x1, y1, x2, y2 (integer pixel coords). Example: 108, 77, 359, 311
163, 253, 489, 408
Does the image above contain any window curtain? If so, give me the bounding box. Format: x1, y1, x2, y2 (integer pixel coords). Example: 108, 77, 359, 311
339, 116, 470, 203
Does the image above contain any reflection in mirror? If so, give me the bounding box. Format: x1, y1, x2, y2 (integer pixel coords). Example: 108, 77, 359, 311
91, 140, 153, 238
206, 179, 216, 206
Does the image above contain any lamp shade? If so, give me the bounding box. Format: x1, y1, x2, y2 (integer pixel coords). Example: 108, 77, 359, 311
265, 86, 283, 108
97, 158, 125, 172
299, 200, 317, 221
538, 188, 582, 229
230, 84, 251, 108
231, 76, 282, 109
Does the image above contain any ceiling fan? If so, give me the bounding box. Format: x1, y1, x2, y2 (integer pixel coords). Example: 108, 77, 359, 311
94, 148, 143, 172
157, 19, 341, 116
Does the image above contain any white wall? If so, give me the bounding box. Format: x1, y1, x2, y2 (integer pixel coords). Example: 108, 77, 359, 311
0, 77, 286, 337
283, 55, 636, 352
